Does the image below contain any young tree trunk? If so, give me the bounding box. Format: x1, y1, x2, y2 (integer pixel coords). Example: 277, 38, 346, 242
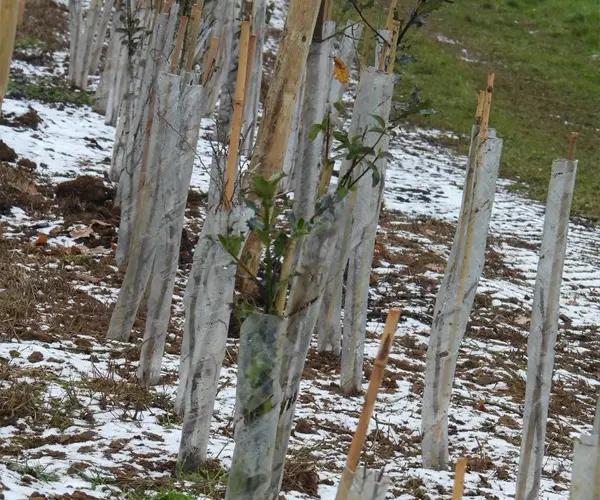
238, 0, 322, 293
225, 313, 287, 500
337, 66, 394, 395
291, 20, 335, 222
176, 206, 252, 470
268, 196, 349, 498
137, 73, 203, 385
421, 127, 503, 470
515, 158, 577, 499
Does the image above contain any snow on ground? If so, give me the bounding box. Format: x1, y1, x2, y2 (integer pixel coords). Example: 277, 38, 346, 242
1, 3, 599, 500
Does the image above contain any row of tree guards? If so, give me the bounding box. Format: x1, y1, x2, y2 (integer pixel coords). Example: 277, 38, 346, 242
1, 0, 596, 496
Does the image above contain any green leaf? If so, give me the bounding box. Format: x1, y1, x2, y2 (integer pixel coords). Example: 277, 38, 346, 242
218, 234, 245, 258
308, 123, 324, 141
333, 100, 345, 113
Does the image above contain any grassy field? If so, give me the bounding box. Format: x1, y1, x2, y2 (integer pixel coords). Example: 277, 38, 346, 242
340, 0, 600, 220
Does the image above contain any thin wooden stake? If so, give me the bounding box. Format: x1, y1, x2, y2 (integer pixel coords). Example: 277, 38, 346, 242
183, 2, 203, 73
475, 90, 485, 123
479, 72, 495, 140
567, 131, 579, 161
223, 19, 253, 208
162, 0, 174, 13
336, 309, 401, 500
0, 0, 19, 113
243, 33, 257, 103
170, 16, 189, 73
452, 457, 468, 500
385, 0, 398, 31
17, 0, 25, 27
202, 36, 220, 85
386, 19, 401, 74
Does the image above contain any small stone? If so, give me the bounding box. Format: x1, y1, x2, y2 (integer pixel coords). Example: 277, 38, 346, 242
9, 350, 20, 358
27, 351, 44, 363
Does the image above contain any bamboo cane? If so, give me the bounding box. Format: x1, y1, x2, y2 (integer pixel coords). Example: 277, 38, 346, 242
0, 0, 19, 114
223, 19, 252, 208
479, 73, 495, 140
170, 16, 189, 73
336, 309, 401, 500
183, 2, 203, 72
452, 457, 468, 500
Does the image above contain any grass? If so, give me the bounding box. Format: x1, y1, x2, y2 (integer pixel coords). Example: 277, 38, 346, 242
7, 461, 59, 482
339, 0, 600, 219
7, 75, 94, 107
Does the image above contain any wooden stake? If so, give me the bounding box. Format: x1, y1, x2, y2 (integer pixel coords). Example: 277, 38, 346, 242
243, 33, 257, 103
452, 457, 468, 500
170, 16, 189, 73
162, 0, 174, 13
202, 36, 220, 85
17, 0, 25, 27
385, 0, 398, 31
0, 0, 19, 113
183, 2, 203, 73
223, 19, 252, 208
386, 19, 401, 74
567, 131, 579, 161
479, 72, 495, 140
336, 309, 401, 500
475, 90, 485, 123
346, 309, 400, 470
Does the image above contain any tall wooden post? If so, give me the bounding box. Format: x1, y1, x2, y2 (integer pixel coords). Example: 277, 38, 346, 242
238, 0, 323, 294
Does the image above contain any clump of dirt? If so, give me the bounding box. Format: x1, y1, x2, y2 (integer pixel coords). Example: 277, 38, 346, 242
282, 447, 321, 497
15, 107, 42, 129
55, 176, 112, 205
18, 158, 37, 170
0, 141, 17, 162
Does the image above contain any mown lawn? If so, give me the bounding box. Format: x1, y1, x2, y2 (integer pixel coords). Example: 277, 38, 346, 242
339, 0, 600, 219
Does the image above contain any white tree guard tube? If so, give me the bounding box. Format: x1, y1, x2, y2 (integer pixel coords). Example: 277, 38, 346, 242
107, 69, 200, 343
317, 66, 393, 358
113, 7, 177, 268
339, 67, 394, 395
345, 467, 390, 500
327, 22, 363, 119
202, 0, 236, 115
177, 206, 252, 470
69, 0, 112, 90
225, 313, 287, 500
421, 127, 503, 470
268, 196, 349, 498
137, 73, 203, 386
515, 159, 578, 499
242, 0, 267, 152
292, 21, 335, 222
570, 398, 600, 500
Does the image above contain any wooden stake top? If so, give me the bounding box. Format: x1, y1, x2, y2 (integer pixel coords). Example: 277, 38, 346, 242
567, 131, 579, 161
478, 72, 495, 140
